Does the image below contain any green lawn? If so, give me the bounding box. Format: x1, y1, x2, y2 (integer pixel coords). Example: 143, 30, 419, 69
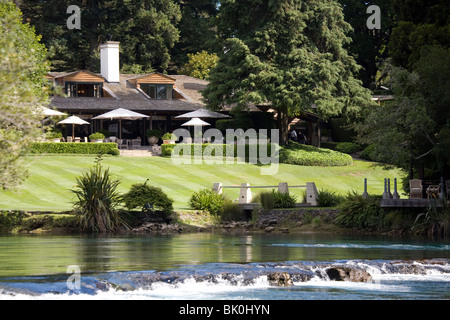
0, 155, 405, 211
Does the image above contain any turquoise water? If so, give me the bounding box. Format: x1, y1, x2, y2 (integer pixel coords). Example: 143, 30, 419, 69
0, 233, 449, 300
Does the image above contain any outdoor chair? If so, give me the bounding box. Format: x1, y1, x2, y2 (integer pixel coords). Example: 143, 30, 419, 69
426, 184, 440, 199
131, 138, 141, 149
67, 137, 73, 143
117, 139, 128, 149
409, 179, 423, 199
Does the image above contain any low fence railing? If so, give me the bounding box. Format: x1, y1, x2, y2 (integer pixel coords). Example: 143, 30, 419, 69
212, 182, 319, 206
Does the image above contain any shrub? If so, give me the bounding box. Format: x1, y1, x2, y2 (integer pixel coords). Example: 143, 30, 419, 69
335, 142, 361, 154
336, 191, 383, 229
220, 199, 246, 222
161, 145, 174, 157
29, 142, 119, 155
317, 189, 345, 207
0, 211, 27, 232
360, 143, 377, 161
189, 188, 225, 216
256, 191, 276, 210
20, 214, 79, 232
272, 190, 297, 208
280, 141, 353, 166
89, 132, 105, 141
72, 156, 127, 233
162, 132, 177, 141
146, 129, 162, 138
122, 181, 174, 214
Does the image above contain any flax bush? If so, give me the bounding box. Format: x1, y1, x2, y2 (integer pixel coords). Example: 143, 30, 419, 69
72, 156, 127, 233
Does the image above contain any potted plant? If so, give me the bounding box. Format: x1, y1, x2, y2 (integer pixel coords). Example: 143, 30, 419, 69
162, 132, 177, 144
146, 129, 162, 146
89, 132, 105, 143
46, 130, 63, 142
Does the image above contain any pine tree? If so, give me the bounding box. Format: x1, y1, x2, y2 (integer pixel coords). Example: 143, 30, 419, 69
203, 0, 373, 144
17, 0, 182, 73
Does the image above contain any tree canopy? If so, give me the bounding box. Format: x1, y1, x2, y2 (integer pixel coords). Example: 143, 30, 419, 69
0, 1, 50, 189
16, 0, 182, 73
203, 0, 373, 143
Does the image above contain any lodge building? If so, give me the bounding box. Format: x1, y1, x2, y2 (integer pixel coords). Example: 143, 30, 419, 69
47, 41, 213, 143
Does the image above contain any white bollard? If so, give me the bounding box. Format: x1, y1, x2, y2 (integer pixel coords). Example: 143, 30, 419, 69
212, 183, 223, 195
239, 183, 252, 204
278, 182, 289, 194
306, 182, 318, 206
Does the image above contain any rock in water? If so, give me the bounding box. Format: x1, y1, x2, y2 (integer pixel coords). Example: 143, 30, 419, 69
267, 272, 293, 286
325, 267, 372, 282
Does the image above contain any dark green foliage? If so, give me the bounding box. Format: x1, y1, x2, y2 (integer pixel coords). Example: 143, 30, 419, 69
272, 190, 297, 209
317, 189, 345, 207
29, 142, 119, 156
20, 214, 79, 232
0, 211, 27, 232
220, 199, 246, 222
360, 143, 377, 161
17, 0, 181, 73
256, 191, 276, 210
336, 191, 383, 229
204, 0, 373, 144
215, 112, 276, 132
357, 47, 450, 175
72, 157, 126, 233
329, 118, 357, 142
412, 200, 450, 238
335, 142, 361, 154
122, 181, 174, 215
189, 188, 225, 215
255, 189, 297, 209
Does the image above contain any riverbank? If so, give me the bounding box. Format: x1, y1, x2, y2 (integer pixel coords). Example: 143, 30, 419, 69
0, 207, 427, 237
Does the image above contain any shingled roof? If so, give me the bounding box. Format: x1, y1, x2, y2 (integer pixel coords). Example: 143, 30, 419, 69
49, 72, 208, 114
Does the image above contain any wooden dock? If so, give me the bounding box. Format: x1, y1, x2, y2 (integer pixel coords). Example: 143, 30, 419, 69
380, 198, 445, 208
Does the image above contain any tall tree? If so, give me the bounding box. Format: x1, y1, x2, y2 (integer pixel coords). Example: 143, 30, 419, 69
16, 0, 182, 73
388, 0, 449, 70
0, 1, 50, 189
358, 46, 450, 180
339, 0, 395, 88
169, 0, 219, 72
203, 0, 373, 144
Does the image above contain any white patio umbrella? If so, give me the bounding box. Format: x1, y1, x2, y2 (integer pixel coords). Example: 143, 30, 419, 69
57, 115, 90, 140
92, 108, 149, 139
181, 117, 211, 127
181, 117, 210, 143
175, 108, 231, 119
40, 107, 67, 117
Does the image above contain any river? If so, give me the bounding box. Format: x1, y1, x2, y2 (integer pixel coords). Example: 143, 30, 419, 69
0, 232, 449, 300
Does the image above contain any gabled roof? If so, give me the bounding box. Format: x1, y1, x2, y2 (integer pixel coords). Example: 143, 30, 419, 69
48, 70, 106, 82
126, 72, 177, 82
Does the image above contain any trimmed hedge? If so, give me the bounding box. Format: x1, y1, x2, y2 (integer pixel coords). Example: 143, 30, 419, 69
335, 142, 361, 154
161, 143, 276, 161
162, 142, 352, 166
29, 142, 120, 155
280, 142, 353, 166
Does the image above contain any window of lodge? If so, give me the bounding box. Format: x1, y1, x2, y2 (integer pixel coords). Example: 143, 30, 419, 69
140, 84, 172, 100
66, 82, 103, 97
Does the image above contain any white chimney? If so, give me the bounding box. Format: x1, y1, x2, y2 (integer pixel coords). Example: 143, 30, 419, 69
100, 41, 120, 83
